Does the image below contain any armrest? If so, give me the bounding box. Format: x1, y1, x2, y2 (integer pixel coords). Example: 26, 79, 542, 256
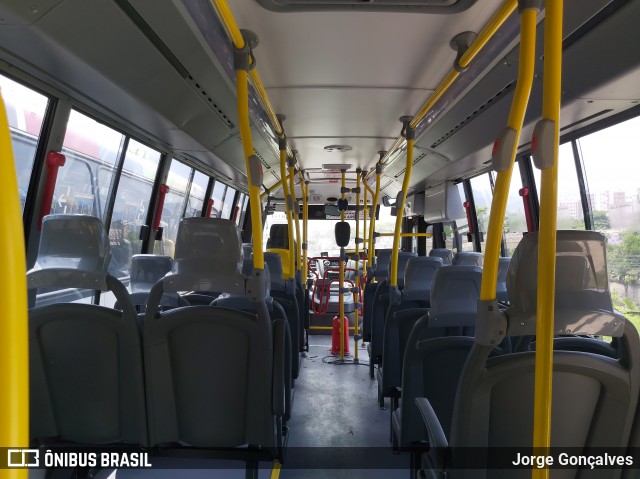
415, 397, 448, 450
272, 318, 286, 418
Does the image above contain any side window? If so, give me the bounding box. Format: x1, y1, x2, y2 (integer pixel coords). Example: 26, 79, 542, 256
556, 142, 585, 230
186, 170, 209, 218
210, 181, 226, 218
108, 139, 161, 277
57, 110, 124, 219
373, 206, 396, 249
578, 115, 640, 317
222, 186, 237, 219
0, 74, 49, 213
235, 193, 246, 226
469, 173, 493, 252
503, 163, 528, 256
153, 159, 192, 256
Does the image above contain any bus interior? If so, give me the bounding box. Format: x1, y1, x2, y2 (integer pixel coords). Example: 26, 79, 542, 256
1, 0, 640, 478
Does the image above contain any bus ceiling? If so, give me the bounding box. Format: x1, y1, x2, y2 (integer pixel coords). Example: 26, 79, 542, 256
0, 1, 638, 199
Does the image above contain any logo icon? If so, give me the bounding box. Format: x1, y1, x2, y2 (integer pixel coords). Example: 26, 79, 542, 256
7, 449, 40, 467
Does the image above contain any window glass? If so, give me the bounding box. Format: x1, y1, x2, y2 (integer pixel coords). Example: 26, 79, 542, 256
153, 159, 191, 256
503, 165, 528, 256
222, 186, 236, 219
469, 174, 493, 252
108, 139, 160, 278
186, 170, 209, 218
370, 205, 395, 250
0, 74, 49, 212
56, 110, 124, 218
235, 193, 246, 225
578, 115, 640, 322
556, 142, 585, 230
210, 181, 226, 218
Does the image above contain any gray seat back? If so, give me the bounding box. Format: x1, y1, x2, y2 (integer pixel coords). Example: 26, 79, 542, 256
401, 256, 443, 303
447, 231, 640, 476
129, 254, 180, 308
27, 215, 147, 446
265, 251, 287, 293
452, 251, 484, 267
429, 248, 453, 265
496, 256, 510, 303
144, 218, 277, 450
396, 251, 418, 288
242, 243, 254, 276
374, 249, 392, 281
430, 265, 483, 335
395, 265, 482, 447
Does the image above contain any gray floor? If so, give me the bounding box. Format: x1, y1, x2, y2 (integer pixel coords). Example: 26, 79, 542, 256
278, 336, 410, 479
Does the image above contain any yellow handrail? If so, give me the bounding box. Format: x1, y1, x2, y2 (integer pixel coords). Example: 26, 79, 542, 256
261, 177, 285, 200
211, 1, 297, 159
390, 121, 414, 289
362, 176, 369, 280
339, 169, 346, 360
288, 163, 302, 275
0, 88, 29, 478
532, 1, 563, 476
353, 171, 361, 361
480, 5, 538, 301
377, 232, 433, 238
302, 180, 309, 287
367, 0, 518, 180
367, 168, 381, 271
237, 70, 265, 270
278, 147, 295, 280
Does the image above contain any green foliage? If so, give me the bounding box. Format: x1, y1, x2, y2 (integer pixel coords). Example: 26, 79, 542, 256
592, 210, 610, 230
607, 231, 640, 284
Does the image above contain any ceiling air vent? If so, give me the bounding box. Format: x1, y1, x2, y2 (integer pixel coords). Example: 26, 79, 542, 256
430, 81, 515, 148
381, 179, 394, 191
394, 152, 428, 178
256, 0, 478, 13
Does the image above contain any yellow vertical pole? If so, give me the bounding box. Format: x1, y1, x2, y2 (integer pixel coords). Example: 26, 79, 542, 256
302, 180, 309, 288
288, 159, 302, 278
480, 4, 538, 301
0, 86, 29, 479
362, 176, 368, 266
532, 1, 562, 476
353, 170, 361, 361
368, 161, 383, 272
390, 118, 414, 290
339, 169, 346, 360
278, 144, 295, 280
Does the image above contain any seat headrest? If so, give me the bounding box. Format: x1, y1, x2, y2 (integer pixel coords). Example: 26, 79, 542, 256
165, 218, 245, 294
267, 224, 289, 250
27, 215, 111, 290
430, 265, 483, 327
130, 255, 172, 294
453, 251, 484, 267
264, 252, 286, 292
402, 256, 443, 301
374, 249, 392, 280
506, 230, 624, 337
429, 248, 453, 265
397, 251, 418, 288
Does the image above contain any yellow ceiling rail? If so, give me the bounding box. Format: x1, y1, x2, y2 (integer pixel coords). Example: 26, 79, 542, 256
366, 0, 518, 179
480, 3, 538, 302
0, 87, 29, 477
211, 0, 295, 159
532, 0, 563, 475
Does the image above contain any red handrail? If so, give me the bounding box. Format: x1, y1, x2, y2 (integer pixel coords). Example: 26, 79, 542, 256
38, 151, 66, 230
